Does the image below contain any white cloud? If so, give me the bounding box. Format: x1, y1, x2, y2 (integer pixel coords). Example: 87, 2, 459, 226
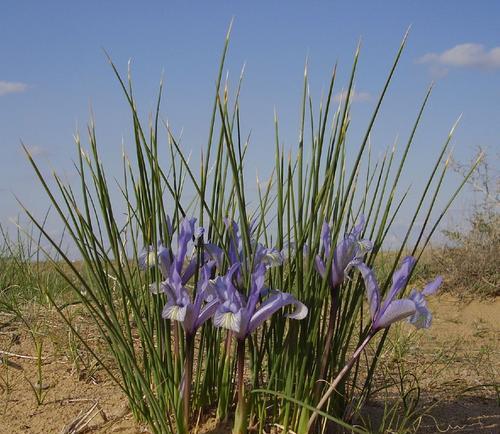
417, 43, 500, 71
0, 80, 28, 96
25, 145, 50, 157
333, 90, 371, 103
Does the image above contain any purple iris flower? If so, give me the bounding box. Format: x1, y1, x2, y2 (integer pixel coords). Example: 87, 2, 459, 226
212, 263, 308, 339
161, 264, 219, 336
139, 216, 223, 293
407, 276, 443, 328
315, 216, 373, 288
356, 256, 442, 331
138, 241, 172, 279
224, 218, 284, 281
138, 216, 225, 335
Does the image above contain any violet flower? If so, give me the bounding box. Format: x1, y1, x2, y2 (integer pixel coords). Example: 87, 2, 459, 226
161, 264, 219, 336
139, 216, 223, 294
216, 219, 307, 434
357, 256, 442, 331
225, 218, 284, 276
308, 258, 442, 429
212, 263, 307, 339
139, 216, 225, 336
407, 276, 443, 328
315, 216, 373, 289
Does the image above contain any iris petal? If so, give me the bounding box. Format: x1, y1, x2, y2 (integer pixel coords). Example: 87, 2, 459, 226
214, 309, 242, 334
162, 303, 187, 322
422, 276, 443, 296
375, 299, 416, 329
196, 299, 220, 329
314, 256, 327, 279
357, 262, 380, 320
321, 221, 331, 259
247, 291, 308, 334
174, 217, 196, 274
381, 256, 416, 312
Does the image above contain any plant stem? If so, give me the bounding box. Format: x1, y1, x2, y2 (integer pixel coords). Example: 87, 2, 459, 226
217, 331, 233, 422
36, 339, 44, 405
237, 338, 245, 406
183, 333, 194, 430
307, 331, 374, 432
315, 287, 339, 397
233, 338, 248, 434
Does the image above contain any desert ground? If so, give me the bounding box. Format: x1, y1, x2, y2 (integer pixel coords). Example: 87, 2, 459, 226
1, 294, 498, 434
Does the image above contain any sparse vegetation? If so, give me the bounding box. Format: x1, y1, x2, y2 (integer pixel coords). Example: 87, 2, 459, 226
426, 150, 499, 297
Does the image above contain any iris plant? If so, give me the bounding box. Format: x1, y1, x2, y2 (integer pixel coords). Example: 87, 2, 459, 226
224, 218, 284, 282
212, 263, 307, 339
139, 216, 222, 430
214, 221, 308, 434
308, 256, 442, 430
139, 217, 222, 293
25, 30, 473, 434
358, 256, 442, 332
314, 217, 373, 392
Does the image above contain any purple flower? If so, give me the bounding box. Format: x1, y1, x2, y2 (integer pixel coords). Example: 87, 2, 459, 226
407, 276, 443, 328
224, 218, 284, 283
139, 216, 226, 335
212, 263, 307, 339
138, 242, 171, 276
315, 216, 373, 289
139, 216, 223, 293
357, 256, 442, 331
161, 264, 219, 335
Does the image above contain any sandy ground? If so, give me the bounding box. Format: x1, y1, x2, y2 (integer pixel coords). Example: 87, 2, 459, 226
0, 294, 498, 434
364, 294, 499, 433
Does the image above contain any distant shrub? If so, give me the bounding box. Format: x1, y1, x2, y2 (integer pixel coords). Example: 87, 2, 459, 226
437, 149, 499, 297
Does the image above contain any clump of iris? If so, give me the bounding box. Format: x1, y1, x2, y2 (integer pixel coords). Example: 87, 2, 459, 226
213, 219, 308, 434
140, 216, 441, 434
139, 216, 222, 430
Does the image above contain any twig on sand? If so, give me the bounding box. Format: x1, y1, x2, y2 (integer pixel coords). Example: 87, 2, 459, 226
0, 349, 46, 361
60, 401, 107, 434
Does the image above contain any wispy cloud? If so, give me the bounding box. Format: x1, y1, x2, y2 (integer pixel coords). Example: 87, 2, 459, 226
0, 80, 28, 96
333, 90, 371, 103
25, 145, 50, 157
417, 43, 500, 75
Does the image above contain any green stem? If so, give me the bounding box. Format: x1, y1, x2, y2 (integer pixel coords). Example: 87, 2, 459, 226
315, 286, 339, 397
233, 338, 248, 434
308, 331, 375, 432
183, 333, 194, 430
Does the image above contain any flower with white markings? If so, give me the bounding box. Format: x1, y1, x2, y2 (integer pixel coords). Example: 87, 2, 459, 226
315, 216, 373, 289
357, 256, 442, 331
161, 264, 219, 336
139, 216, 222, 294
212, 262, 307, 339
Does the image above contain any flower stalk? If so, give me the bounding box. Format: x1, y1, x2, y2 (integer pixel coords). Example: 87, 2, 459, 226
233, 338, 248, 434
182, 333, 195, 431
313, 217, 372, 399
315, 286, 339, 397
307, 331, 374, 431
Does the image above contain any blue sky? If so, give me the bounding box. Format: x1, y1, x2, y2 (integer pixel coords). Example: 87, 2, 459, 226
1, 1, 499, 245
